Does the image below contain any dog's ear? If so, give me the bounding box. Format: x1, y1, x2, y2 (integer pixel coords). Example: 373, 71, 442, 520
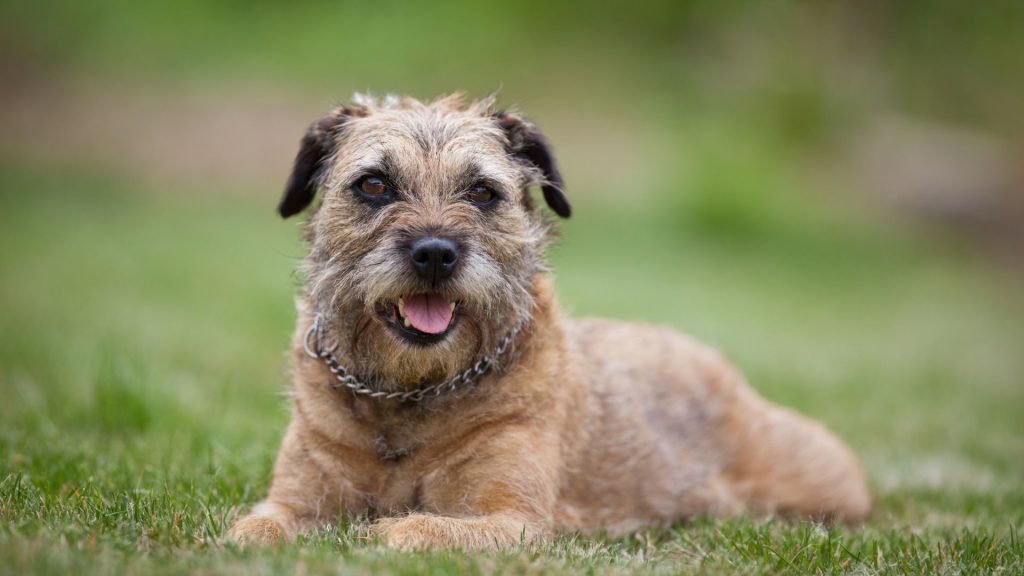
278, 106, 355, 218
494, 111, 571, 219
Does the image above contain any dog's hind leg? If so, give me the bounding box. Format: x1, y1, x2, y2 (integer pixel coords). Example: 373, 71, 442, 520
720, 387, 871, 523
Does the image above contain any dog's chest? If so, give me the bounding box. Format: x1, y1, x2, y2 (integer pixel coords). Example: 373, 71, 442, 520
351, 402, 427, 459
359, 434, 456, 514
343, 398, 502, 514
372, 432, 417, 463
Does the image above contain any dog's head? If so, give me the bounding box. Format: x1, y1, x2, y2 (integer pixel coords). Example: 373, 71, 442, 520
279, 94, 569, 387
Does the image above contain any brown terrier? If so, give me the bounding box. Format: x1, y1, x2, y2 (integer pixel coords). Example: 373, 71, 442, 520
227, 94, 870, 550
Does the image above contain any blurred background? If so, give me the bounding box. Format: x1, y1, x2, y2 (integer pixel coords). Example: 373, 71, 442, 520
1, 0, 1022, 568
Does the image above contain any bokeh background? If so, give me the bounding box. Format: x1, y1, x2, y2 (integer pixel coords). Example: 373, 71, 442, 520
1, 1, 1022, 573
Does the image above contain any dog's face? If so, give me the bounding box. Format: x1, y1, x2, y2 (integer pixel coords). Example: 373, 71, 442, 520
278, 95, 569, 387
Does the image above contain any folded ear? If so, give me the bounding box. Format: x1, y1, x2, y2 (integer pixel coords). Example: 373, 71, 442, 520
277, 106, 355, 218
494, 111, 571, 218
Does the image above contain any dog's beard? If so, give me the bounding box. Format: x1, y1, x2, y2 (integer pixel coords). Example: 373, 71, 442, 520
303, 245, 536, 389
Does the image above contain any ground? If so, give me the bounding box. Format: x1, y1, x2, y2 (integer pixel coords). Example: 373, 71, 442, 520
1, 148, 1022, 573
2, 5, 1024, 568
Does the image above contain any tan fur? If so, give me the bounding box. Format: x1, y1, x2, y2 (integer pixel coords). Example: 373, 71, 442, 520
227, 94, 870, 551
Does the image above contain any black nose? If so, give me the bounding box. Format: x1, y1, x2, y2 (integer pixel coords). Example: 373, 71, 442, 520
409, 236, 460, 282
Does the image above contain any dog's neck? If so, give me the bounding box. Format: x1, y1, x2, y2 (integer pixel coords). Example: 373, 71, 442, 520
303, 312, 527, 403
300, 276, 557, 402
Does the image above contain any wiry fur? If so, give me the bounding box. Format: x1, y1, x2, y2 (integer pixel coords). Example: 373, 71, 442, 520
227, 94, 870, 551
299, 94, 550, 388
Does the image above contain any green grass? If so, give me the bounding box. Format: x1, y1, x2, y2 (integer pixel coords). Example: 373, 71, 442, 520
1, 157, 1022, 574
4, 1, 1024, 572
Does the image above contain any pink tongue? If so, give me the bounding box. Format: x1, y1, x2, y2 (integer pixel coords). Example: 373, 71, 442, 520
403, 294, 454, 334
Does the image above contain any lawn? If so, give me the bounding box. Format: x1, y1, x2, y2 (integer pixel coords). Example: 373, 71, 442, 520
1, 154, 1021, 574
2, 3, 1023, 572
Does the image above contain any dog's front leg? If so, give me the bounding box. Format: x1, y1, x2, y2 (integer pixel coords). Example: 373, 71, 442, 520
371, 428, 559, 551
228, 500, 308, 546
228, 420, 360, 546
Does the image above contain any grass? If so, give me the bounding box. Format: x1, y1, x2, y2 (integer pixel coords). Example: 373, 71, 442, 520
1, 154, 1022, 575
4, 0, 1024, 571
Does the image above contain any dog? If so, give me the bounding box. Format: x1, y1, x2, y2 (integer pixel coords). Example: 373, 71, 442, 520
227, 94, 870, 550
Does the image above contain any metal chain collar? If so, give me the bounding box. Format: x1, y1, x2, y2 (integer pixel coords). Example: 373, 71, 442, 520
303, 314, 524, 403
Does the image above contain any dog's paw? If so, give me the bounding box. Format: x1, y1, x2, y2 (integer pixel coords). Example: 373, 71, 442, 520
371, 515, 454, 551
371, 514, 536, 551
227, 515, 287, 547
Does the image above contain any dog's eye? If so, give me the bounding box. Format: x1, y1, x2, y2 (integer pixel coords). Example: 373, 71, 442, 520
358, 175, 388, 196
466, 185, 496, 206
352, 174, 396, 205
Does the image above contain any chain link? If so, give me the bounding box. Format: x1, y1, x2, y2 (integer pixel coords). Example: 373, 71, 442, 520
304, 314, 524, 403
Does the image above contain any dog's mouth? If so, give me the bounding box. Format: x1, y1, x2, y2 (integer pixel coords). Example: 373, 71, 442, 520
378, 293, 460, 345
